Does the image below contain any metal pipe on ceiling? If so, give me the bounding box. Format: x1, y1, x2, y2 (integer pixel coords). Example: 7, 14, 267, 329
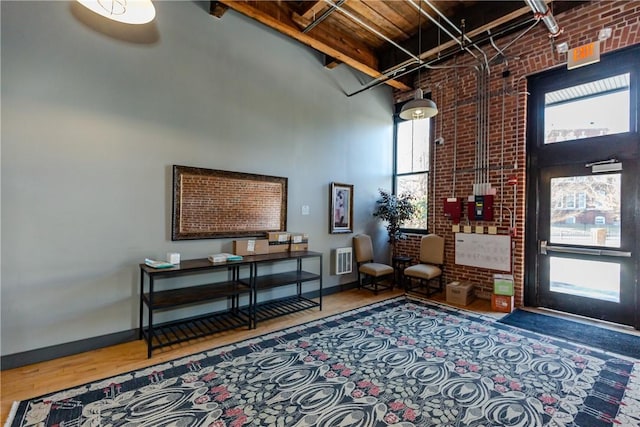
303, 0, 346, 33
344, 8, 537, 96
322, 0, 421, 63
421, 0, 489, 67
406, 0, 480, 62
524, 0, 561, 37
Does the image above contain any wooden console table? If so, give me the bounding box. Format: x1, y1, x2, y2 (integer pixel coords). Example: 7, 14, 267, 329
139, 251, 322, 357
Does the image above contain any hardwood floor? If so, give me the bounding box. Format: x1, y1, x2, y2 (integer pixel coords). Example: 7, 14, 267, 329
0, 289, 495, 422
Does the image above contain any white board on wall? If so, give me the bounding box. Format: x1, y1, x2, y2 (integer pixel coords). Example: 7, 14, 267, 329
454, 233, 511, 272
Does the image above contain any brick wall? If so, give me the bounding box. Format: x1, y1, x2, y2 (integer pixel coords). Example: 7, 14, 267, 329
394, 1, 640, 305
180, 175, 283, 232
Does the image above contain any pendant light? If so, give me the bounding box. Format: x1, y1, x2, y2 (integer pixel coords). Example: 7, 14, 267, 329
399, 0, 438, 121
77, 0, 156, 25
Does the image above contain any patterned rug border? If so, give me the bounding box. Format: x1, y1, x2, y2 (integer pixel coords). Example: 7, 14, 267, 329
6, 295, 639, 427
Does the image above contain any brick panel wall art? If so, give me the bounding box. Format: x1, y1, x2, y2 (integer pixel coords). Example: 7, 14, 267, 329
172, 165, 287, 240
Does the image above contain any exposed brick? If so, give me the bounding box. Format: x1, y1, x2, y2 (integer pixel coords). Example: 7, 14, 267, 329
393, 0, 637, 309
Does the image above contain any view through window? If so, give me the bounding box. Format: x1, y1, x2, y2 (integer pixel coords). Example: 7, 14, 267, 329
544, 73, 630, 144
395, 118, 430, 230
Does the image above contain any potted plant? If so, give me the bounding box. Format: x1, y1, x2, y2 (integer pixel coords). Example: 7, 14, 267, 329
372, 189, 416, 257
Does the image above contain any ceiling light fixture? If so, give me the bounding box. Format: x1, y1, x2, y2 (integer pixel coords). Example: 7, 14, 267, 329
77, 0, 156, 25
399, 0, 438, 121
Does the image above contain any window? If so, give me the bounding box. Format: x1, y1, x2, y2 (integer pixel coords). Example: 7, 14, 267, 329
544, 73, 630, 144
564, 193, 576, 209
577, 192, 586, 209
394, 117, 431, 231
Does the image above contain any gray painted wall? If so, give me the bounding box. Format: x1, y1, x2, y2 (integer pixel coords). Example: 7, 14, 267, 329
1, 1, 394, 357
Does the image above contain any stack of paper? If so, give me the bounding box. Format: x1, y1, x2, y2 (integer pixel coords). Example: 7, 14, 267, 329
208, 253, 243, 263
144, 258, 175, 269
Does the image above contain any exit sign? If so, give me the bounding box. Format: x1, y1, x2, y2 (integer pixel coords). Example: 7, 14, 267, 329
567, 41, 600, 70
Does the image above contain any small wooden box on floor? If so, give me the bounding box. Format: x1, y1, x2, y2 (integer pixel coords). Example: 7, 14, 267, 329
491, 294, 515, 313
446, 282, 475, 306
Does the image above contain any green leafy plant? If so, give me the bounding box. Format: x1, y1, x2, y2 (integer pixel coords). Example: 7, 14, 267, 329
372, 189, 416, 254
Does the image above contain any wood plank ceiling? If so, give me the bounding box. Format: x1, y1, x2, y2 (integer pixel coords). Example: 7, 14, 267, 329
210, 1, 583, 94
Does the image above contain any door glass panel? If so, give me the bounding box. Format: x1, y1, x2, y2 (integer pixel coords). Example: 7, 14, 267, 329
544, 73, 630, 144
549, 257, 620, 302
550, 174, 620, 247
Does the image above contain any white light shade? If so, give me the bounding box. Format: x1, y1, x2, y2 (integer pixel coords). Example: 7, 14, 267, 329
399, 88, 438, 120
77, 0, 156, 25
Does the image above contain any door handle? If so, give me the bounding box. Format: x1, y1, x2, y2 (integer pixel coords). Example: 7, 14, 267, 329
539, 241, 631, 258
539, 240, 547, 255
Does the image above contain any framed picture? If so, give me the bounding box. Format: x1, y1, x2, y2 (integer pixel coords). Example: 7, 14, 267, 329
329, 182, 353, 234
172, 165, 287, 240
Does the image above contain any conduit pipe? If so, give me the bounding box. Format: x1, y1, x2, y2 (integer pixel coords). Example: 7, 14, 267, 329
346, 15, 536, 97
488, 17, 540, 64
524, 0, 561, 37
452, 65, 459, 195
322, 0, 421, 63
303, 0, 346, 33
406, 0, 482, 64
421, 0, 490, 70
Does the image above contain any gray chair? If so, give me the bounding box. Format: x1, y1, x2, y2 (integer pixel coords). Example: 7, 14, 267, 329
404, 234, 445, 296
353, 234, 394, 294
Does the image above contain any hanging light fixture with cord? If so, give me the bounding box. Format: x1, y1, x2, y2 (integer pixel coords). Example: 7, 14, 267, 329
77, 0, 156, 25
399, 0, 438, 120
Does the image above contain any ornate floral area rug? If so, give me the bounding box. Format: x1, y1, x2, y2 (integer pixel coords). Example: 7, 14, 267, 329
7, 297, 640, 427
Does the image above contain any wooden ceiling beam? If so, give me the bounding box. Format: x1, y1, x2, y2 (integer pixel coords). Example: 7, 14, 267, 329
296, 1, 327, 20
217, 1, 410, 91
377, 2, 534, 72
209, 1, 229, 18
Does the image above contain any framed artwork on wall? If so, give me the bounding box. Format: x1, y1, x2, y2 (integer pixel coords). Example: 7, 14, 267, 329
172, 165, 287, 240
329, 182, 353, 234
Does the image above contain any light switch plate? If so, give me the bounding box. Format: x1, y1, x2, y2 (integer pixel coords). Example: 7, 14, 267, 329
301, 205, 310, 215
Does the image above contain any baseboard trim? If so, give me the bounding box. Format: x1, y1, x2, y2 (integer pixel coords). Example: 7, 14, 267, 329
1, 283, 357, 370
1, 329, 139, 371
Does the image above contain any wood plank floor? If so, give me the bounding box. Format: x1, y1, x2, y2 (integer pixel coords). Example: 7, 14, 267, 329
1, 289, 496, 422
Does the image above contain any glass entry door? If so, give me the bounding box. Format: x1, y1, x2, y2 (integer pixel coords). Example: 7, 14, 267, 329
536, 164, 636, 325
525, 46, 639, 329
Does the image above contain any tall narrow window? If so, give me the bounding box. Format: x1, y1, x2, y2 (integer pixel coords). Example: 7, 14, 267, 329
394, 117, 430, 231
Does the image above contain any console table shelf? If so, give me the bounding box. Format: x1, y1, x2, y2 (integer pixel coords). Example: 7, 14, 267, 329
143, 309, 251, 353
142, 281, 250, 309
253, 295, 320, 323
139, 251, 322, 357
242, 271, 321, 291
